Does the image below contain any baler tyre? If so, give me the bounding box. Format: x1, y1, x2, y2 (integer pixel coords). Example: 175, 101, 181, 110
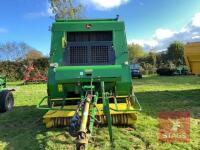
0, 90, 14, 113
76, 144, 85, 150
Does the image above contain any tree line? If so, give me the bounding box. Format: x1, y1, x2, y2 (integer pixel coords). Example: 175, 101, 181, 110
0, 41, 44, 61
0, 58, 49, 81
128, 41, 185, 75
0, 40, 186, 80
0, 41, 48, 81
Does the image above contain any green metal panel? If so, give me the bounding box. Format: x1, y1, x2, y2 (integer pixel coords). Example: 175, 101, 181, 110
0, 76, 6, 87
55, 65, 122, 83
52, 21, 124, 32
48, 19, 132, 99
50, 20, 127, 65
0, 76, 6, 92
50, 31, 64, 64
0, 78, 4, 86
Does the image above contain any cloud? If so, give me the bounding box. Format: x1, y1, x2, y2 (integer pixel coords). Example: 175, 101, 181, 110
0, 27, 8, 33
128, 39, 158, 49
88, 0, 130, 10
154, 29, 175, 40
129, 12, 200, 51
25, 0, 131, 19
24, 1, 53, 19
192, 12, 200, 27
47, 4, 54, 17
192, 35, 200, 39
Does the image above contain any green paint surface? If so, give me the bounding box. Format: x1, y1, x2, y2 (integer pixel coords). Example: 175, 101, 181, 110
48, 19, 132, 99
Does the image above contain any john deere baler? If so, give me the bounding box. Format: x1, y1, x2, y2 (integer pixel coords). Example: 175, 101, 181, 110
38, 18, 141, 149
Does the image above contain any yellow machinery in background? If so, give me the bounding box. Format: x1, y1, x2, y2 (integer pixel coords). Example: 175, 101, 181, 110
184, 42, 200, 75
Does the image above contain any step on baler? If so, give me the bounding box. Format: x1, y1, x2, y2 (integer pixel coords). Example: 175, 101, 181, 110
0, 76, 14, 113
37, 17, 141, 149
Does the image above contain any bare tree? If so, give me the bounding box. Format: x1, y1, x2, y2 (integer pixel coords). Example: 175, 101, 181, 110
0, 42, 43, 61
26, 50, 43, 60
49, 0, 84, 20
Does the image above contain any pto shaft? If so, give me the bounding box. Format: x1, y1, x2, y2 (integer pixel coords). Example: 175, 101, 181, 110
80, 96, 91, 132
77, 95, 92, 150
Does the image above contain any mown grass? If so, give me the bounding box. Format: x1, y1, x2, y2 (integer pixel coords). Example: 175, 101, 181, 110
0, 76, 200, 150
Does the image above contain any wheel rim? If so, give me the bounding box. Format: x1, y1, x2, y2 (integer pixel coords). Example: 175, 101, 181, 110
6, 95, 13, 111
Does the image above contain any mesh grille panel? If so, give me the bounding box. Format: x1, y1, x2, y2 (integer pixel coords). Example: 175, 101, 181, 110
70, 46, 87, 64
64, 41, 115, 66
91, 46, 109, 63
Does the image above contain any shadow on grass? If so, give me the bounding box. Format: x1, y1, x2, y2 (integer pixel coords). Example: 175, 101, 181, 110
0, 88, 199, 150
0, 106, 75, 150
136, 89, 200, 119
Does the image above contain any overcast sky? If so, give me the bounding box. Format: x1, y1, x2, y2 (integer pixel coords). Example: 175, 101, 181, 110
0, 0, 200, 54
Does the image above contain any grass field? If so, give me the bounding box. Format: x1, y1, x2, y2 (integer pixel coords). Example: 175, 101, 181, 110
0, 76, 200, 150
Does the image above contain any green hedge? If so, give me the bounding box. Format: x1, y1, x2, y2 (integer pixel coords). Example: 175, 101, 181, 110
0, 58, 49, 81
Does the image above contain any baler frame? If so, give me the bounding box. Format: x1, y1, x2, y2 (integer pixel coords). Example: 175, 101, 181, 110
38, 17, 142, 150
37, 79, 141, 149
